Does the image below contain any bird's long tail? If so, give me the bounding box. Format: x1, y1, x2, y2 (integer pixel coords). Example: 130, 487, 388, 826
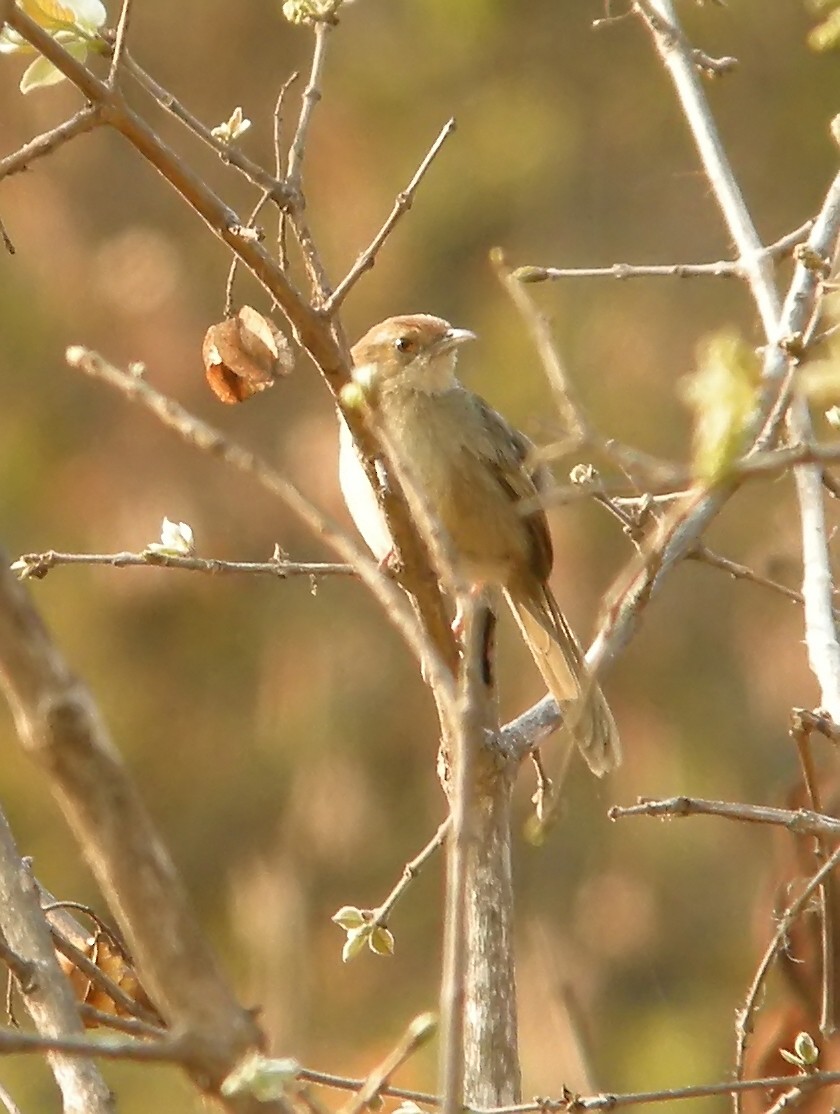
504, 586, 621, 776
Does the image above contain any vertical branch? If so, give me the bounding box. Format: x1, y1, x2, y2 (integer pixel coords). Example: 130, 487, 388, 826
439, 597, 521, 1112
795, 455, 840, 720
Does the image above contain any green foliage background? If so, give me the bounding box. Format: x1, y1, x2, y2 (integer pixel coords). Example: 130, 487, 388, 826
1, 1, 838, 1109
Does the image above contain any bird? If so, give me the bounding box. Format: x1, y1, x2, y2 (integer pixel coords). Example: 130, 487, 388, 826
338, 313, 620, 776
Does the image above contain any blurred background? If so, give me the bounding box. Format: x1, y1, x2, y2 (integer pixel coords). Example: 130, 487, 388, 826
1, 0, 839, 1109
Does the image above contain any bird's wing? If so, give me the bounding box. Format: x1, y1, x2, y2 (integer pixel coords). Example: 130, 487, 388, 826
469, 393, 554, 583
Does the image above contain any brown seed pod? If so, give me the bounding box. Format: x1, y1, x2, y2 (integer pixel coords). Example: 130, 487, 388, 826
203, 305, 292, 404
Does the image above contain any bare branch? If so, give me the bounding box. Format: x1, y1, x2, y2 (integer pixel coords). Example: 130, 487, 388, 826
515, 259, 741, 282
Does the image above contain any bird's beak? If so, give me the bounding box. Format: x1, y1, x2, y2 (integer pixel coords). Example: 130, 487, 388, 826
435, 327, 476, 354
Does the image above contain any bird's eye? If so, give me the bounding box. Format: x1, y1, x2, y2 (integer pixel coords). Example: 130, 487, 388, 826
394, 336, 413, 354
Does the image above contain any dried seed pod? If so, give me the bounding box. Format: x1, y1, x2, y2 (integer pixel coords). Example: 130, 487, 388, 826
203, 305, 292, 403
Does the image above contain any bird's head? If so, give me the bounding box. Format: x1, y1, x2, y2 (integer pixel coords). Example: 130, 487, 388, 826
350, 314, 476, 398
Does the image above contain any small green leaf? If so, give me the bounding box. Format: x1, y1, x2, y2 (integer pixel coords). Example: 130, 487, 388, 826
512, 266, 548, 284
331, 905, 366, 930
794, 1031, 819, 1066
368, 925, 395, 957
342, 926, 370, 963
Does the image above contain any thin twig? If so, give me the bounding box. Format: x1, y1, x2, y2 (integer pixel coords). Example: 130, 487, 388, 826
286, 21, 330, 192
11, 549, 352, 582
517, 260, 741, 282
285, 21, 333, 300
107, 0, 133, 85
326, 118, 458, 312
609, 795, 840, 838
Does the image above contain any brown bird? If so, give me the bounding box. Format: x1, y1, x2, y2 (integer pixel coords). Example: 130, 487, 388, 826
338, 313, 620, 776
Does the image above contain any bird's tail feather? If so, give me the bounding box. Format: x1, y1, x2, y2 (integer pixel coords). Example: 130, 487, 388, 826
505, 587, 621, 776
